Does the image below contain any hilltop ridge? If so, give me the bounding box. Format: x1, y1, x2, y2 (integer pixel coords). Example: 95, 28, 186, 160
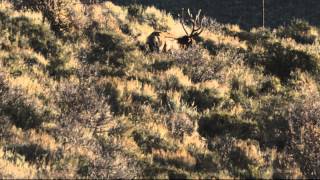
112, 0, 320, 29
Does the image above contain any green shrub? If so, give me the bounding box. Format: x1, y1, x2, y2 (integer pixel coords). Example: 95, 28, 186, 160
143, 7, 171, 31
277, 19, 317, 44
167, 170, 188, 179
77, 156, 93, 177
157, 92, 179, 111
173, 47, 244, 83
272, 152, 304, 179
55, 78, 112, 132
12, 0, 81, 35
254, 96, 290, 149
166, 113, 194, 140
0, 9, 71, 78
86, 31, 137, 67
288, 95, 320, 178
131, 92, 155, 105
149, 57, 175, 72
132, 130, 176, 153
6, 144, 53, 164
230, 77, 259, 98
254, 42, 320, 81
1, 94, 45, 129
172, 47, 212, 83
260, 76, 282, 94
127, 4, 145, 22
238, 27, 275, 44
0, 77, 47, 129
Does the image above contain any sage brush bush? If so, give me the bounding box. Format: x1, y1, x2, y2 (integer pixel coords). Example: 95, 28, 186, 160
288, 94, 320, 178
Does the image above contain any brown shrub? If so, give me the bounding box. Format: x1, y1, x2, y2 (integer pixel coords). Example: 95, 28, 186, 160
166, 112, 194, 140
288, 94, 320, 178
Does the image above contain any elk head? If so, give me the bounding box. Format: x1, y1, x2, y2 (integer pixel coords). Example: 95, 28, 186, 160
177, 8, 205, 48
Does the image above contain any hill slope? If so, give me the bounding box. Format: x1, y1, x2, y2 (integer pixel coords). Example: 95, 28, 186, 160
1, 0, 320, 178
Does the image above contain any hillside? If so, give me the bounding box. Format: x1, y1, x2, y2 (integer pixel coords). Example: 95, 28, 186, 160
1, 0, 320, 178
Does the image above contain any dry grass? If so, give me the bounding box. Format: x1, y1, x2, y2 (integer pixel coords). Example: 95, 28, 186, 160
0, 148, 37, 179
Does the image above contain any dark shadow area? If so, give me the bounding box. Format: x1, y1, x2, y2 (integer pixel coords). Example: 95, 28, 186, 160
182, 88, 224, 112
2, 101, 44, 130
193, 153, 218, 173
150, 59, 174, 72
6, 144, 53, 164
248, 42, 319, 82
111, 0, 320, 30
131, 93, 155, 105
0, 78, 45, 131
101, 82, 122, 115
141, 165, 188, 179
198, 112, 259, 140
153, 155, 195, 172
0, 89, 45, 130
84, 30, 136, 66
132, 130, 177, 154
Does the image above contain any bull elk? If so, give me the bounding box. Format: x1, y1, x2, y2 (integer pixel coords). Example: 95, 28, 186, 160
147, 9, 205, 52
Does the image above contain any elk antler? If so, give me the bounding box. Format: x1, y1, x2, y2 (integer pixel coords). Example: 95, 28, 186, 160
189, 9, 205, 37
179, 8, 205, 37
179, 8, 189, 36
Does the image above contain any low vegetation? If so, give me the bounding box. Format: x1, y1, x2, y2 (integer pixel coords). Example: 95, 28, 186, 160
1, 0, 320, 178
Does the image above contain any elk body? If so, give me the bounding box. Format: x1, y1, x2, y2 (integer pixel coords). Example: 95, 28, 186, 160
147, 9, 205, 52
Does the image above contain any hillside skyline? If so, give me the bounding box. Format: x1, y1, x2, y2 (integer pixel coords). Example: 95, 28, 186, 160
111, 0, 320, 29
